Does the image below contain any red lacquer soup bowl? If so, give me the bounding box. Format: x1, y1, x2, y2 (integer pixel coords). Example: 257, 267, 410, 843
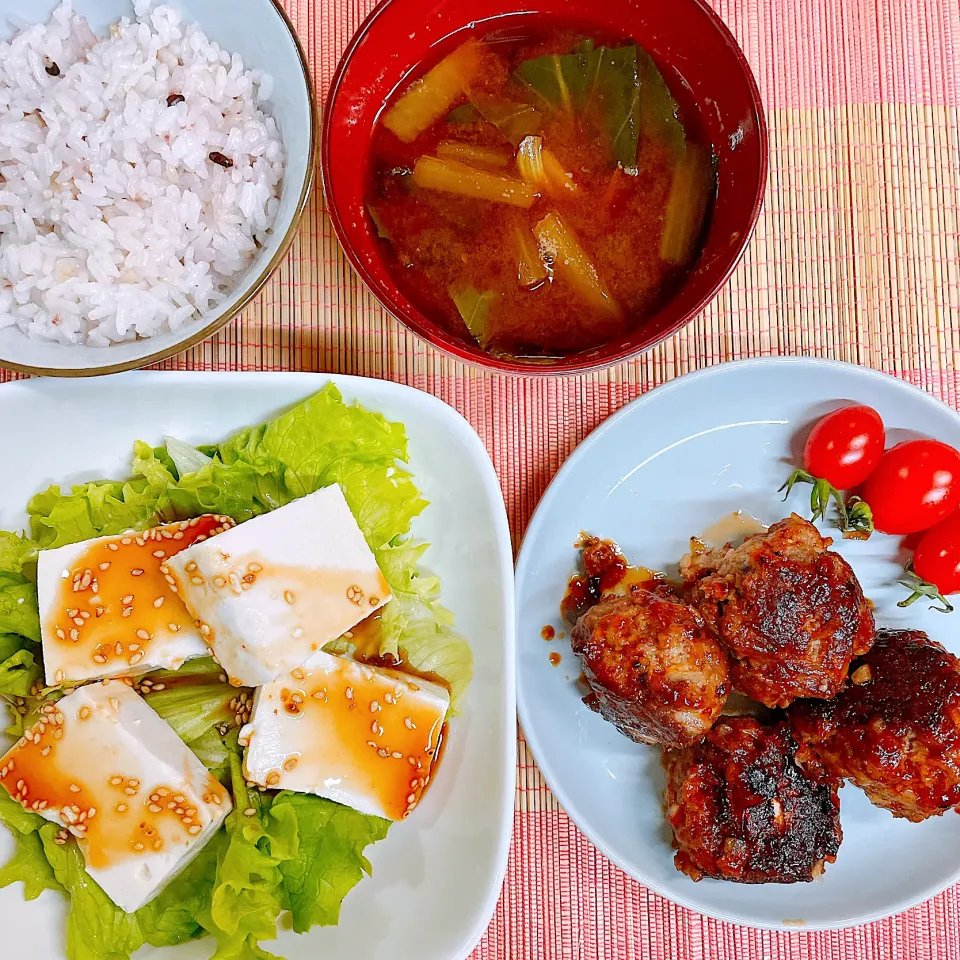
322, 0, 768, 375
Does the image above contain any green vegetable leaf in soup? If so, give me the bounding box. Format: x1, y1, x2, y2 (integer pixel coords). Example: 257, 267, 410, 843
470, 94, 542, 146
513, 42, 644, 170
636, 48, 686, 161
450, 286, 497, 346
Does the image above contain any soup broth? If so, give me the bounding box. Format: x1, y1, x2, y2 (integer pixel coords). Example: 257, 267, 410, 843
367, 21, 715, 359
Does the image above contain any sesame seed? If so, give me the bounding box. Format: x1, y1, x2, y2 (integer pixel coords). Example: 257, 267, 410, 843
185, 561, 198, 573
191, 576, 204, 585
244, 807, 256, 817
188, 825, 202, 835
129, 643, 140, 653
130, 652, 144, 666
199, 623, 211, 637
98, 562, 111, 571
55, 628, 66, 640
133, 842, 144, 851
283, 590, 295, 605
69, 784, 81, 793
93, 654, 107, 663
213, 576, 226, 587
131, 568, 144, 577
153, 839, 164, 850
135, 628, 150, 641
109, 775, 124, 786
122, 607, 133, 618
378, 748, 389, 758
392, 752, 403, 759
404, 717, 416, 730
79, 707, 92, 721
108, 542, 119, 551
345, 687, 354, 700
121, 594, 134, 605
173, 532, 184, 540
283, 757, 298, 772
148, 803, 162, 813
370, 701, 381, 713
406, 793, 416, 803
54, 669, 65, 683
291, 627, 304, 639
124, 787, 137, 796
152, 550, 165, 559
152, 683, 165, 691
266, 772, 281, 786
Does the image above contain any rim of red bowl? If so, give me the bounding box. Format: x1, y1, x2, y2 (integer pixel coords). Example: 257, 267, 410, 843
322, 0, 769, 376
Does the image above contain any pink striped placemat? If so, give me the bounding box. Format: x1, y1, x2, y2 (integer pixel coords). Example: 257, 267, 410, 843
4, 0, 960, 956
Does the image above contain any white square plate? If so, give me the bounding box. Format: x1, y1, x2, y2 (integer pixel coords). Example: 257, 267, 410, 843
0, 372, 515, 960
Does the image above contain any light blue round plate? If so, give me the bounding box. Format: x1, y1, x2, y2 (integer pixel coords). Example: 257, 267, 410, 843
516, 357, 960, 931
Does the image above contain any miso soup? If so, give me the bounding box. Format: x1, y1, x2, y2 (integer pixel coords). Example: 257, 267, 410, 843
367, 21, 715, 359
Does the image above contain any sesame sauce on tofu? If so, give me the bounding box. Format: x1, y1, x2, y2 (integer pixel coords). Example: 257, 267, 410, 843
45, 515, 234, 680
0, 696, 229, 869
251, 656, 448, 821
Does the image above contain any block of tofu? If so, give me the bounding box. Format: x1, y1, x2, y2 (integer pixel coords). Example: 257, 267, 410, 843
0, 680, 231, 912
37, 515, 236, 686
162, 485, 393, 687
241, 650, 449, 821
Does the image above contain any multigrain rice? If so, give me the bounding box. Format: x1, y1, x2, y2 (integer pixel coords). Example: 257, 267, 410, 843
0, 1, 284, 345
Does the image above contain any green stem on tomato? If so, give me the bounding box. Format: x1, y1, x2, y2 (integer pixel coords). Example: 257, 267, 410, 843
779, 469, 876, 538
842, 496, 875, 540
898, 565, 955, 614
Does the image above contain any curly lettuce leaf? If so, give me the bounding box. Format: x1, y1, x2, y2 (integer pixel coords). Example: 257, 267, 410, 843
0, 789, 64, 901
40, 825, 144, 960
272, 792, 390, 932
0, 633, 42, 697
377, 540, 473, 706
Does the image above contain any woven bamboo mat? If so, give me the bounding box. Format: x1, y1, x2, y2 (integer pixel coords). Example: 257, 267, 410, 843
3, 0, 960, 956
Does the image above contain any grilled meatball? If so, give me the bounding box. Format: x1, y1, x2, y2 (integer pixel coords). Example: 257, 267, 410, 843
790, 628, 960, 822
571, 589, 730, 748
663, 716, 842, 883
680, 514, 875, 708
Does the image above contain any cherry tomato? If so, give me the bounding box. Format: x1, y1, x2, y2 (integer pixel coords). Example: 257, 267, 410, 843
802, 405, 885, 490
862, 439, 960, 534
913, 510, 960, 596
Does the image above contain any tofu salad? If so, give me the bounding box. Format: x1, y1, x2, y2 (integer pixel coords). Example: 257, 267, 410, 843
0, 385, 472, 960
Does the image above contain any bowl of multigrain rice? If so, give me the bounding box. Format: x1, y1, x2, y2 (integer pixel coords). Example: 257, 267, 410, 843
0, 0, 317, 376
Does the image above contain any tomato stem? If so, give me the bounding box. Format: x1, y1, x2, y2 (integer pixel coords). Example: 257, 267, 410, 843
842, 496, 875, 540
779, 469, 875, 537
897, 566, 955, 614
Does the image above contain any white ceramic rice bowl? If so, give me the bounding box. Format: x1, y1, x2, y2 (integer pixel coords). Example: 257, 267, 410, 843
0, 0, 316, 375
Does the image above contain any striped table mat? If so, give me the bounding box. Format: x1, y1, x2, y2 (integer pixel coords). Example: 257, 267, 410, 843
4, 0, 960, 956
